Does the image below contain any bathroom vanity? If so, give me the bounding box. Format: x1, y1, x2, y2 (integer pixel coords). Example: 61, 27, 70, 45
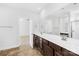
33, 33, 79, 56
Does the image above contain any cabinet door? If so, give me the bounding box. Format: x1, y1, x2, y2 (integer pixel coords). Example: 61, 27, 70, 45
43, 44, 53, 56
33, 34, 40, 48
49, 41, 61, 52
42, 38, 49, 45
35, 36, 40, 49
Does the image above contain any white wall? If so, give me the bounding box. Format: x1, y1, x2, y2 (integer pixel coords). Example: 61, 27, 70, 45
0, 5, 41, 50
0, 7, 20, 50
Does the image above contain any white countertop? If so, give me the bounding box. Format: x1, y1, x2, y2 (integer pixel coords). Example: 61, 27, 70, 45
34, 32, 79, 55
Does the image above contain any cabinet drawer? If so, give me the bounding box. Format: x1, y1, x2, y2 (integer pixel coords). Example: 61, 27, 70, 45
49, 41, 61, 52
42, 38, 49, 45
62, 48, 78, 56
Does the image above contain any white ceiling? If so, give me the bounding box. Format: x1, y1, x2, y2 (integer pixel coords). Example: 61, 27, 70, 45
1, 3, 79, 18
0, 3, 47, 13
0, 3, 70, 13
63, 3, 79, 12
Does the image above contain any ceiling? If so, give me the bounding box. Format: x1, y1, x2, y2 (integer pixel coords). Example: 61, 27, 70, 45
0, 3, 69, 13
0, 3, 47, 12
63, 3, 79, 12
1, 3, 79, 17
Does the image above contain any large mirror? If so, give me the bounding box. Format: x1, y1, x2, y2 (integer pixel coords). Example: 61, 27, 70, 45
59, 12, 70, 38
33, 4, 79, 40
42, 10, 79, 40
42, 12, 70, 36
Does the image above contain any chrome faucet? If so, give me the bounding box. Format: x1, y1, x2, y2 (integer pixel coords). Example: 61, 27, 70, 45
60, 33, 68, 41
61, 36, 67, 41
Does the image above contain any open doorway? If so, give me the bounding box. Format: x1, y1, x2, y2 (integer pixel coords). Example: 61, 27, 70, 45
19, 18, 31, 47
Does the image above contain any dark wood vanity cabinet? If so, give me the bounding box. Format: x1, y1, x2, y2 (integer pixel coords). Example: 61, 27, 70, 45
62, 48, 79, 56
42, 38, 53, 56
42, 44, 53, 56
49, 41, 62, 56
42, 39, 49, 45
33, 34, 79, 56
33, 34, 40, 49
33, 34, 43, 53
